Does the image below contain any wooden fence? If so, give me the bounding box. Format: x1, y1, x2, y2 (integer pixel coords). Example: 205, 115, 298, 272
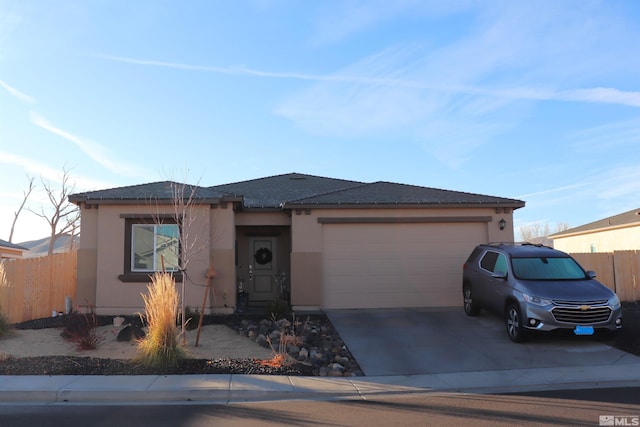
571, 251, 640, 302
0, 251, 77, 324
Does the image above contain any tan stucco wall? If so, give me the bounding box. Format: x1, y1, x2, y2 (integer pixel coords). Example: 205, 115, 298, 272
289, 207, 515, 309
78, 199, 517, 312
75, 206, 98, 308
79, 203, 236, 315
553, 225, 640, 253
209, 206, 236, 310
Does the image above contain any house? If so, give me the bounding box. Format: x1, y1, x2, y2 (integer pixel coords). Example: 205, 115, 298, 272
69, 173, 525, 314
0, 239, 28, 259
551, 208, 640, 253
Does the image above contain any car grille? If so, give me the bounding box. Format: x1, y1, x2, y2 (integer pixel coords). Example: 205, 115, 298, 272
552, 299, 608, 306
551, 305, 612, 324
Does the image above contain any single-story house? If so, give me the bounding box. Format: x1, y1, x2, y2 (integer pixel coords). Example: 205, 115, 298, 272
0, 239, 28, 259
69, 173, 525, 314
551, 208, 640, 253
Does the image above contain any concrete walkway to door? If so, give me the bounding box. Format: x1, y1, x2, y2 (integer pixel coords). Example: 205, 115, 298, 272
325, 307, 640, 377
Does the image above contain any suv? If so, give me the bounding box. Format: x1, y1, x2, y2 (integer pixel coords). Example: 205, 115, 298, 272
462, 243, 622, 342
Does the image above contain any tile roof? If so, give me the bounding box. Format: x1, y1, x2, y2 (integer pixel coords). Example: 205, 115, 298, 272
0, 239, 28, 251
208, 173, 364, 208
284, 181, 523, 207
551, 208, 640, 237
69, 173, 525, 209
69, 181, 229, 204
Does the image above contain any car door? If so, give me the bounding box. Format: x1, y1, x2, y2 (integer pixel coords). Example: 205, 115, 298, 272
477, 251, 509, 313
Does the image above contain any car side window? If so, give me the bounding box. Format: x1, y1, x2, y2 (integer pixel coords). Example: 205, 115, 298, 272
480, 251, 499, 272
480, 251, 508, 276
494, 254, 508, 276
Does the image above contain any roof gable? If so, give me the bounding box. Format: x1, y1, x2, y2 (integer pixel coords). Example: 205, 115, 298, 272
208, 173, 364, 208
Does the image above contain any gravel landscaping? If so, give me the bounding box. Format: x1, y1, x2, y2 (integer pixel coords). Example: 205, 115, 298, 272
0, 312, 362, 377
1, 303, 638, 376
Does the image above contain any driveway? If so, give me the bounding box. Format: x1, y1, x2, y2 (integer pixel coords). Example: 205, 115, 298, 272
326, 307, 640, 376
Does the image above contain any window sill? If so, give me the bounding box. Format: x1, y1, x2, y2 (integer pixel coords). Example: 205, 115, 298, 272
118, 273, 183, 283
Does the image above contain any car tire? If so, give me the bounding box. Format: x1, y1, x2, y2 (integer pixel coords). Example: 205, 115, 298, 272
463, 286, 481, 316
505, 303, 526, 342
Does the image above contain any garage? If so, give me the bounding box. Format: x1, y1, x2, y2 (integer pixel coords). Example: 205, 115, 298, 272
321, 222, 488, 309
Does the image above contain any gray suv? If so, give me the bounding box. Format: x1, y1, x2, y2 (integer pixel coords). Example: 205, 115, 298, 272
462, 243, 622, 342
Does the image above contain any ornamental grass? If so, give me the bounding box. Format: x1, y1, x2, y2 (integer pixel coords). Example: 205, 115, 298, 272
135, 272, 186, 368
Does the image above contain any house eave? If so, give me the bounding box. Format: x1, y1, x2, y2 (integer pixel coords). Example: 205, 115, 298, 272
70, 196, 242, 207
551, 222, 640, 239
281, 202, 525, 210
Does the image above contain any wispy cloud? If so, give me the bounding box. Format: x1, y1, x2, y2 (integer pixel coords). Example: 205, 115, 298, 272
515, 183, 589, 200
0, 151, 116, 191
0, 79, 36, 104
0, 151, 61, 183
566, 116, 640, 152
95, 54, 640, 108
29, 112, 146, 178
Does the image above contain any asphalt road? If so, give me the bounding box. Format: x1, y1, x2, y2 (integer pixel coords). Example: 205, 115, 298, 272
2, 387, 639, 427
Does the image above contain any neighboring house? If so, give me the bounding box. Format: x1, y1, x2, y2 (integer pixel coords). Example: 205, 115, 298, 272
0, 239, 28, 259
69, 173, 525, 314
551, 208, 640, 253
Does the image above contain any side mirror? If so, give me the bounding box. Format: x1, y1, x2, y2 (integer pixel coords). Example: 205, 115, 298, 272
492, 271, 508, 280
586, 271, 597, 279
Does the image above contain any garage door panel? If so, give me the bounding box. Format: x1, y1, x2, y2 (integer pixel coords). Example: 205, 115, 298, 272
322, 223, 486, 309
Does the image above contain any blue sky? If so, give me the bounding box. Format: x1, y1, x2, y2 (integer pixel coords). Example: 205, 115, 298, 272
1, 1, 639, 243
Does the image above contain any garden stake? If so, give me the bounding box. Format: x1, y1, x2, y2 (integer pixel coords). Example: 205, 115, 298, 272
195, 256, 215, 347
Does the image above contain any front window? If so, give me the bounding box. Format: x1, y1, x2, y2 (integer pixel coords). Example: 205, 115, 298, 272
119, 216, 182, 282
131, 224, 180, 272
511, 257, 586, 280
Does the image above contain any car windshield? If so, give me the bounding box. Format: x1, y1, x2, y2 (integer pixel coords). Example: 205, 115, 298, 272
511, 256, 586, 280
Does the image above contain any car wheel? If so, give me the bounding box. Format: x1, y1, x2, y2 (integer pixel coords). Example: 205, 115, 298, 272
505, 303, 526, 342
463, 286, 481, 316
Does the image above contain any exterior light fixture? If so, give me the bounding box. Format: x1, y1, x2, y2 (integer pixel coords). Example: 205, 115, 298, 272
499, 218, 506, 231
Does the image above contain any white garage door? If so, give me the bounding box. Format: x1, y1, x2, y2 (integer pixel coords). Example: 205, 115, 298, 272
322, 222, 487, 309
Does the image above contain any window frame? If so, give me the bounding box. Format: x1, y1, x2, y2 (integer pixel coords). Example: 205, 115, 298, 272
118, 216, 183, 283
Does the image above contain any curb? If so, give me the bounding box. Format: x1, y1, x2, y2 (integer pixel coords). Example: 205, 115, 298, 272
2, 364, 640, 404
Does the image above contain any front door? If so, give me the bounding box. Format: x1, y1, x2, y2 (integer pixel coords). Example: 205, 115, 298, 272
248, 237, 278, 304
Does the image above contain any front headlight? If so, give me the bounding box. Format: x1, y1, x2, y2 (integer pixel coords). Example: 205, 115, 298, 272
523, 294, 553, 307
610, 294, 621, 309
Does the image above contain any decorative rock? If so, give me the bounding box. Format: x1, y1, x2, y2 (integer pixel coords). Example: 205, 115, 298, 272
229, 314, 361, 377
116, 324, 146, 342
331, 363, 344, 371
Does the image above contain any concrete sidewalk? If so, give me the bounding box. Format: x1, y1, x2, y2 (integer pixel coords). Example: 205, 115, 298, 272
2, 363, 640, 404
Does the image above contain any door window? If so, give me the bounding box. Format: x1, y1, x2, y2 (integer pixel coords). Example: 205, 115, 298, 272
480, 251, 508, 275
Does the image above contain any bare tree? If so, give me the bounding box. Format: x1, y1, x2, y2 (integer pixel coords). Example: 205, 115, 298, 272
149, 176, 211, 344
519, 222, 571, 246
29, 168, 80, 256
8, 176, 35, 243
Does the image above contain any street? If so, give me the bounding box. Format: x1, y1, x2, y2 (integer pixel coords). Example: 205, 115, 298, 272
2, 387, 639, 427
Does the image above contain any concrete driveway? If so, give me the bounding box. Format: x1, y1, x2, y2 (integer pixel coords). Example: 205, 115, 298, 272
326, 307, 640, 376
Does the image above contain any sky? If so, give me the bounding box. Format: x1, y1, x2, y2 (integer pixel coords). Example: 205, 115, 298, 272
1, 0, 640, 244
